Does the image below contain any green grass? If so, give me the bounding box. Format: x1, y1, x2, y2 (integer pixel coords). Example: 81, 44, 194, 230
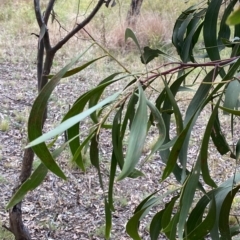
0, 119, 9, 132
0, 225, 14, 240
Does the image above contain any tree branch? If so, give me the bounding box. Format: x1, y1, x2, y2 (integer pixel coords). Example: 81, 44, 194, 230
52, 0, 105, 53
44, 0, 56, 24
33, 0, 42, 28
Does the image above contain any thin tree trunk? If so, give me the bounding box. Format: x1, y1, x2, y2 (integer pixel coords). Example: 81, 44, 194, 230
126, 0, 144, 26
7, 0, 105, 239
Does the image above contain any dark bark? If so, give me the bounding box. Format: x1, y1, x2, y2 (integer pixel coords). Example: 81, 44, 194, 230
126, 0, 144, 26
8, 1, 105, 239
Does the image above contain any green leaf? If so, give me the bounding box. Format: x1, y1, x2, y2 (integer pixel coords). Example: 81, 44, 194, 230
108, 153, 117, 211
121, 93, 138, 136
172, 7, 196, 56
6, 163, 48, 209
161, 107, 200, 181
161, 196, 179, 231
159, 72, 193, 183
88, 73, 121, 123
211, 113, 232, 155
163, 79, 183, 136
27, 91, 120, 148
125, 28, 142, 55
141, 46, 169, 64
184, 197, 216, 240
219, 187, 240, 239
144, 100, 166, 161
117, 84, 148, 180
71, 131, 95, 171
112, 105, 125, 169
200, 93, 224, 188
127, 197, 159, 240
105, 199, 112, 240
217, 0, 238, 51
179, 69, 218, 181
226, 7, 240, 25
178, 159, 201, 239
149, 210, 164, 240
219, 105, 240, 115
203, 0, 223, 61
46, 56, 106, 79
223, 79, 240, 114
180, 9, 206, 62
169, 212, 180, 240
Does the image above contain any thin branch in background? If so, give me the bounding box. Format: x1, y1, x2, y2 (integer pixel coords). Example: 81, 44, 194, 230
51, 13, 87, 41
52, 0, 105, 53
74, 0, 81, 29
44, 0, 56, 24
82, 0, 96, 18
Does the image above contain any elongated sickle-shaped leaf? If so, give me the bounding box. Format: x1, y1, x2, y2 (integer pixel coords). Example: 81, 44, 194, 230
211, 112, 232, 156
179, 69, 218, 181
46, 56, 106, 79
184, 197, 216, 240
219, 105, 240, 116
112, 106, 125, 169
181, 9, 206, 63
144, 100, 166, 161
104, 198, 112, 240
161, 196, 179, 232
27, 91, 120, 148
117, 84, 148, 181
186, 173, 240, 237
149, 210, 165, 240
163, 79, 183, 136
218, 0, 238, 51
178, 158, 201, 239
108, 106, 124, 211
161, 107, 201, 181
219, 186, 240, 239
28, 51, 91, 179
71, 131, 95, 171
200, 93, 225, 188
6, 163, 48, 209
88, 73, 122, 123
203, 0, 223, 61
89, 133, 111, 239
125, 28, 142, 56
158, 72, 193, 183
121, 93, 138, 137
172, 5, 196, 56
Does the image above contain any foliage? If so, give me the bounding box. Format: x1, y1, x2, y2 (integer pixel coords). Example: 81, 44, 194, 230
7, 0, 240, 239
